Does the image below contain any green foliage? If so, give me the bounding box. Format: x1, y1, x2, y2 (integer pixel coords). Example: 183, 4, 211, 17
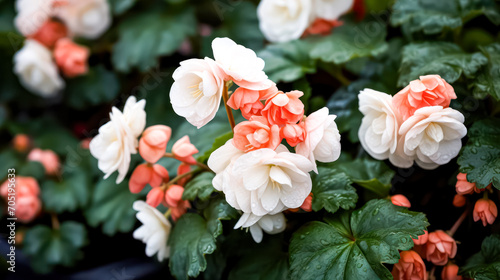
23, 221, 87, 274
183, 172, 216, 201
336, 158, 395, 197
309, 19, 388, 64
169, 197, 238, 280
259, 40, 316, 83
391, 0, 500, 35
112, 7, 196, 72
85, 175, 140, 235
398, 42, 488, 87
17, 161, 45, 181
473, 43, 500, 100
42, 167, 90, 213
197, 131, 233, 163
289, 199, 428, 280
109, 0, 137, 15
65, 65, 120, 109
311, 167, 358, 213
458, 118, 500, 189
461, 235, 500, 280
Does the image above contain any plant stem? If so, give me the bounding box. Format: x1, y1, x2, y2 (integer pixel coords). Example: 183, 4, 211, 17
51, 213, 60, 230
164, 208, 172, 219
163, 152, 212, 172
162, 169, 200, 190
222, 81, 236, 131
448, 205, 470, 237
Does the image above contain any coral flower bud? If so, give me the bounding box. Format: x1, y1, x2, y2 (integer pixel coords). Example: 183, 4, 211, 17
391, 194, 411, 208
473, 198, 498, 227
453, 194, 466, 207
426, 230, 457, 266
54, 38, 89, 78
129, 164, 169, 194
262, 90, 304, 126
30, 19, 68, 48
233, 116, 281, 152
13, 134, 30, 152
441, 263, 463, 280
146, 187, 165, 208
27, 148, 60, 175
392, 250, 427, 280
456, 173, 482, 195
139, 125, 172, 164
413, 230, 429, 246
172, 136, 199, 165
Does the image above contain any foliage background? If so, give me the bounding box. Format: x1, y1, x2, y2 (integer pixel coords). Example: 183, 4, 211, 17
0, 0, 499, 279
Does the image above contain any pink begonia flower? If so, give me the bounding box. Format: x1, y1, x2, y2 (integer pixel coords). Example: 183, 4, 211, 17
227, 85, 279, 120
391, 194, 411, 208
303, 18, 343, 36
233, 116, 281, 152
391, 250, 427, 280
412, 230, 429, 246
473, 198, 498, 227
453, 194, 466, 207
295, 107, 341, 172
13, 134, 30, 152
146, 187, 165, 208
212, 37, 273, 90
262, 91, 304, 126
426, 230, 457, 266
0, 177, 41, 223
139, 125, 172, 164
442, 264, 463, 280
28, 148, 60, 175
54, 38, 89, 78
393, 75, 457, 121
30, 19, 67, 48
129, 164, 169, 194
165, 185, 190, 221
177, 163, 191, 186
172, 136, 198, 165
456, 173, 483, 195
281, 122, 306, 147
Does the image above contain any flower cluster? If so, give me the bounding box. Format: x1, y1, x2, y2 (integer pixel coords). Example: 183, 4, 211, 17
13, 0, 111, 97
169, 37, 341, 242
257, 0, 354, 42
358, 75, 467, 170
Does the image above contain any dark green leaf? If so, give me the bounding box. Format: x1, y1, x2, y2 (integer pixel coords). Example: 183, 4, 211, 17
169, 197, 238, 280
109, 0, 136, 15
460, 235, 500, 280
112, 8, 196, 72
391, 0, 500, 35
472, 43, 500, 100
311, 167, 357, 213
183, 172, 216, 201
197, 131, 233, 163
259, 40, 316, 83
336, 158, 395, 197
398, 42, 487, 87
18, 161, 45, 181
42, 166, 90, 213
66, 65, 120, 109
458, 118, 500, 189
23, 221, 87, 274
308, 19, 388, 64
290, 199, 428, 280
85, 175, 140, 235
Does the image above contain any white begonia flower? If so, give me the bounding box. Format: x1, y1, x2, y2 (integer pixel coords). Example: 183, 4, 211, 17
207, 139, 245, 192
55, 0, 111, 39
257, 0, 314, 43
14, 0, 56, 36
212, 37, 273, 90
210, 144, 314, 216
314, 0, 354, 21
133, 201, 171, 261
234, 212, 286, 243
170, 58, 225, 129
13, 39, 64, 97
296, 107, 341, 173
89, 96, 146, 183
358, 88, 414, 168
399, 106, 467, 170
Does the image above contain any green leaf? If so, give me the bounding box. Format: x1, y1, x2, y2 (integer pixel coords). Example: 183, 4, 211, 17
311, 167, 357, 213
472, 43, 500, 100
458, 118, 500, 189
169, 197, 238, 280
228, 236, 289, 280
398, 42, 488, 87
0, 149, 21, 178
259, 40, 316, 83
23, 221, 87, 274
336, 158, 395, 197
183, 172, 216, 201
112, 8, 196, 72
42, 168, 90, 213
289, 199, 428, 280
109, 0, 136, 15
17, 161, 45, 181
201, 1, 264, 57
85, 175, 140, 235
66, 65, 120, 109
197, 131, 233, 163
391, 0, 500, 35
460, 235, 500, 280
308, 19, 388, 64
